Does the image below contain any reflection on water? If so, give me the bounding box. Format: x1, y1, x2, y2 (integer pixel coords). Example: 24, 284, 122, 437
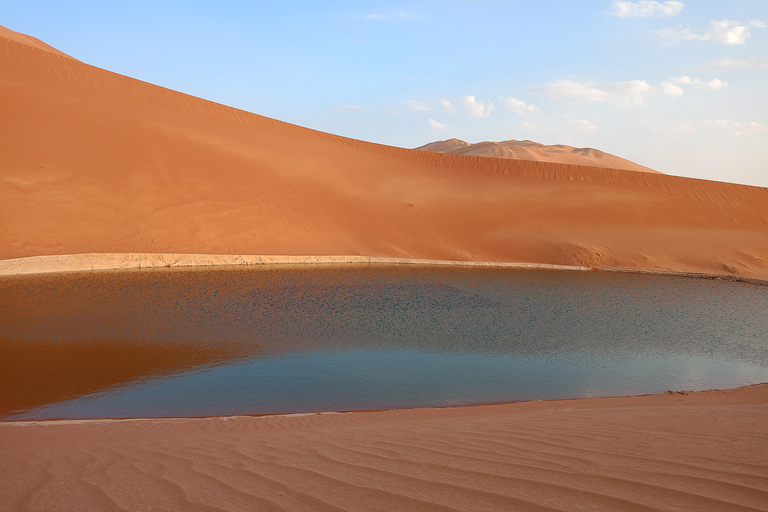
1, 266, 766, 419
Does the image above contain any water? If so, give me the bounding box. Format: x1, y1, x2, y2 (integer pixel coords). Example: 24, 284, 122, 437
1, 266, 766, 420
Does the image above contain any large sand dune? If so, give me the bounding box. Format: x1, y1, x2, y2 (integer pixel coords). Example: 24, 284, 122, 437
2, 384, 767, 512
415, 138, 661, 174
1, 25, 767, 279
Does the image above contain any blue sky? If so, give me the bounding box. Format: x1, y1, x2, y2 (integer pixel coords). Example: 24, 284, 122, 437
3, 1, 766, 186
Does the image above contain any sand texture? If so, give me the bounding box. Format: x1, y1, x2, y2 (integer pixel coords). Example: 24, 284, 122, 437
1, 26, 768, 280
416, 138, 662, 174
2, 384, 767, 512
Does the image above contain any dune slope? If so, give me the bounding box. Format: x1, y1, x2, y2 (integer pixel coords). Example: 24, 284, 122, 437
415, 138, 662, 173
1, 26, 767, 279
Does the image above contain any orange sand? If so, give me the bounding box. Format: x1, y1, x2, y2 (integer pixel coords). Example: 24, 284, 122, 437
1, 25, 767, 280
2, 384, 767, 511
415, 138, 661, 173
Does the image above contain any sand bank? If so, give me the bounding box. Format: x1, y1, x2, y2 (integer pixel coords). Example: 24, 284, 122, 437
2, 384, 767, 511
3, 253, 767, 290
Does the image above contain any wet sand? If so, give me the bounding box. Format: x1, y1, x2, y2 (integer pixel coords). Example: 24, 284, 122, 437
2, 384, 767, 511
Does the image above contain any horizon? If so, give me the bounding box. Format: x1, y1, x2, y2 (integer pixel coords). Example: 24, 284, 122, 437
2, 0, 766, 187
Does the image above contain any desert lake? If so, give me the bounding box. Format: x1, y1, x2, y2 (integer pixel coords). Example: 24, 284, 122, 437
1, 266, 766, 420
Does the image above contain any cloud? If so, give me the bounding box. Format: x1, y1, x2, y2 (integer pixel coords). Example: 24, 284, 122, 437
332, 105, 365, 111
537, 79, 652, 105
661, 76, 729, 96
501, 97, 540, 115
700, 56, 768, 70
536, 80, 611, 104
709, 120, 764, 137
657, 19, 765, 45
440, 98, 456, 113
609, 1, 684, 18
608, 80, 653, 105
462, 95, 494, 118
573, 118, 597, 132
653, 119, 764, 137
404, 100, 430, 112
701, 78, 728, 90
429, 119, 449, 130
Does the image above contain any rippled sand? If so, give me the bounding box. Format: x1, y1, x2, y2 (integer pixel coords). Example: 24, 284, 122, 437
3, 384, 767, 511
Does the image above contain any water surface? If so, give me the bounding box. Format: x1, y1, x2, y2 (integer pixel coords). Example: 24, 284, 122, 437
1, 266, 766, 419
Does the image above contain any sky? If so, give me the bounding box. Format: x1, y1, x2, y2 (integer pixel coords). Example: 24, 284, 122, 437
2, 0, 767, 186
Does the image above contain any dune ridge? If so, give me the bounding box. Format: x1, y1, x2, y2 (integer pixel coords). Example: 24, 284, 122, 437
2, 384, 767, 512
2, 26, 768, 281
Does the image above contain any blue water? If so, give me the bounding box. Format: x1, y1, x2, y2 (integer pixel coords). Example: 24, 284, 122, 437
1, 266, 766, 419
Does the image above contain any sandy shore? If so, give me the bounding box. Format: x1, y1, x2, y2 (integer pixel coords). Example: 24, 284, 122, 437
3, 384, 767, 511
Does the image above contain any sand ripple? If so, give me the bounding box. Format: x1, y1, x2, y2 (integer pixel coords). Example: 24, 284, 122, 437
3, 385, 767, 511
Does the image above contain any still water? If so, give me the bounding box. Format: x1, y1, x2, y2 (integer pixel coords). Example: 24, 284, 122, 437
1, 266, 766, 420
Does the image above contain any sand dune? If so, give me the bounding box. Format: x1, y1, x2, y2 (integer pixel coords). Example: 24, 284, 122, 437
1, 25, 767, 280
416, 138, 661, 173
2, 384, 767, 511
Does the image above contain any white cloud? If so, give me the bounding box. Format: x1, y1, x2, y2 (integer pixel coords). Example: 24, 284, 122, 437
701, 78, 728, 90
429, 118, 449, 130
608, 80, 653, 105
536, 80, 611, 104
661, 76, 729, 96
332, 105, 365, 111
709, 120, 764, 137
700, 56, 768, 70
404, 100, 430, 111
657, 19, 765, 45
440, 98, 456, 113
609, 1, 684, 18
502, 97, 540, 115
538, 79, 653, 105
573, 118, 597, 132
662, 83, 685, 97
654, 119, 764, 137
462, 95, 494, 118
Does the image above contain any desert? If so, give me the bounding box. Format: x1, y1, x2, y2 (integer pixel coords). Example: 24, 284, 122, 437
1, 15, 768, 512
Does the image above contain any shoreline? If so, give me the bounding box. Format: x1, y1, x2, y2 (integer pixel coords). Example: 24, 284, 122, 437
2, 252, 767, 286
3, 382, 767, 427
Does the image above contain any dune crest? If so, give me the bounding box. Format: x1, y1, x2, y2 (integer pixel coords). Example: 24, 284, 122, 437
1, 25, 767, 281
416, 138, 661, 173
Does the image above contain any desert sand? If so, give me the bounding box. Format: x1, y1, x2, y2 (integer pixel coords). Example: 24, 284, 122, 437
2, 384, 767, 511
2, 25, 768, 511
1, 25, 767, 280
415, 138, 662, 174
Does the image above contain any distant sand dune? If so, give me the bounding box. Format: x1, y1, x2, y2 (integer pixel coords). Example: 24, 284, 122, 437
416, 138, 662, 173
1, 25, 767, 281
